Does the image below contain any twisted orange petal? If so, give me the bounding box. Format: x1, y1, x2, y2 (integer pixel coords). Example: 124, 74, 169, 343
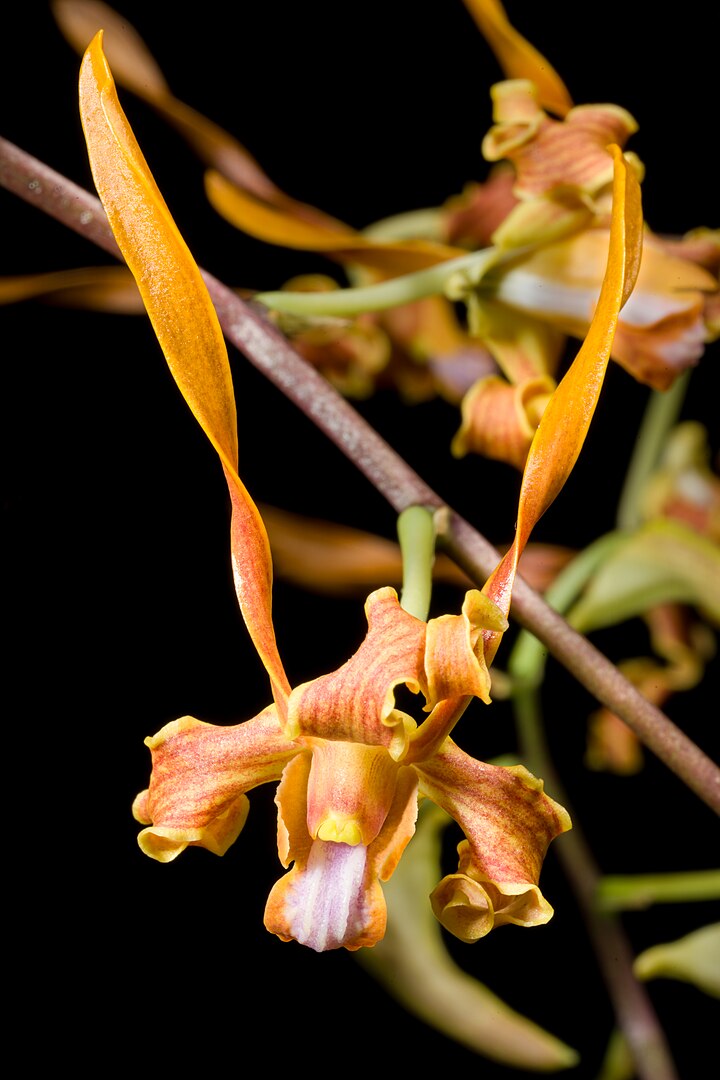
79, 33, 291, 708
463, 0, 573, 117
482, 146, 643, 660
204, 170, 465, 274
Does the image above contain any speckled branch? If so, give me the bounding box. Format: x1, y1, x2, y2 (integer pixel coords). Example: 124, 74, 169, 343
2, 136, 718, 815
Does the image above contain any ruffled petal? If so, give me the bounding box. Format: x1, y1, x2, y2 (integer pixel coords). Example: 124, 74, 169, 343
452, 373, 555, 470
416, 739, 570, 941
286, 587, 427, 757
424, 590, 508, 708
483, 80, 638, 203
134, 707, 296, 863
429, 841, 556, 941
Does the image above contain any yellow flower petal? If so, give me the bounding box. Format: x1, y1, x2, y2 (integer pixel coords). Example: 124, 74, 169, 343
286, 587, 427, 757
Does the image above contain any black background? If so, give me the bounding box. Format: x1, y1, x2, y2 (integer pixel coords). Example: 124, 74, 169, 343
3, 2, 718, 1075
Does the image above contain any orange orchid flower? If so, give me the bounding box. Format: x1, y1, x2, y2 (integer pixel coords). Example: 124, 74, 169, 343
79, 24, 640, 951
47, 0, 715, 474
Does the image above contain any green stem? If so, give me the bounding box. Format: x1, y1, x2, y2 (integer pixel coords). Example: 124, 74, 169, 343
397, 506, 436, 621
615, 373, 690, 532
255, 248, 497, 316
597, 869, 720, 911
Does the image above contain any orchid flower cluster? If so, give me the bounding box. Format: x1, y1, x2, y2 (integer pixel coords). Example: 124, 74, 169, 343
1, 1, 718, 1076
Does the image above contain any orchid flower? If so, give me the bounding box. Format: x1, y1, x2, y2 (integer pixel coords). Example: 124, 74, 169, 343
79, 14, 640, 952
41, 0, 716, 476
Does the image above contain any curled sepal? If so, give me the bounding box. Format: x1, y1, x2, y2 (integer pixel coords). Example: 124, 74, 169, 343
634, 923, 720, 998
452, 374, 555, 470
424, 589, 508, 708
79, 34, 291, 708
265, 752, 418, 951
483, 81, 637, 203
360, 802, 579, 1069
462, 0, 573, 117
133, 708, 296, 863
430, 840, 555, 941
417, 739, 570, 941
482, 146, 642, 659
